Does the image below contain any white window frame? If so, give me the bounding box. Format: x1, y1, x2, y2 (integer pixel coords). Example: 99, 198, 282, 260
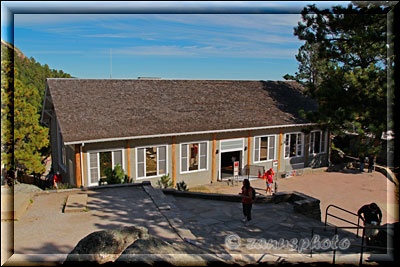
309, 130, 327, 155
253, 135, 277, 163
284, 132, 304, 159
180, 141, 209, 174
87, 148, 125, 186
136, 144, 168, 179
57, 122, 67, 172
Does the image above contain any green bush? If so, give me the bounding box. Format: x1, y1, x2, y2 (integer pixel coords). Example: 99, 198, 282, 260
157, 174, 174, 189
105, 164, 126, 185
45, 183, 75, 190
176, 180, 188, 191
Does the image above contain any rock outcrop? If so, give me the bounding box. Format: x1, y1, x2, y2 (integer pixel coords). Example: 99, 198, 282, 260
64, 226, 149, 264
117, 236, 220, 266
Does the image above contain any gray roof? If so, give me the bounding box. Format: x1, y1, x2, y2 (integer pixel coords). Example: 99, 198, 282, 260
46, 79, 317, 144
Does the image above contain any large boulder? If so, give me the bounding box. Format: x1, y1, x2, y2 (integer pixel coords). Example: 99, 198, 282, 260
64, 226, 149, 264
117, 237, 222, 266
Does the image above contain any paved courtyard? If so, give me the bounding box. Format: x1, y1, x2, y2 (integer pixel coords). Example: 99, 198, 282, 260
1, 170, 397, 265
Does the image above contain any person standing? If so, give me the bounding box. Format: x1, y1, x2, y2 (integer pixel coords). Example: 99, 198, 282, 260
368, 155, 375, 173
53, 171, 62, 189
266, 170, 273, 195
239, 179, 254, 226
357, 203, 382, 245
359, 155, 365, 172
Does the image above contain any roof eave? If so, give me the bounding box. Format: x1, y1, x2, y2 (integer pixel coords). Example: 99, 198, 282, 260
64, 123, 318, 145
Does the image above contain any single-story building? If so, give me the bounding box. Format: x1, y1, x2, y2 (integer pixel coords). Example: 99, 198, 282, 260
41, 78, 330, 188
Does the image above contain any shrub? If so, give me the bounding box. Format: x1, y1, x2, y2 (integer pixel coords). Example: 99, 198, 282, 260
157, 174, 174, 189
105, 164, 126, 185
176, 181, 188, 191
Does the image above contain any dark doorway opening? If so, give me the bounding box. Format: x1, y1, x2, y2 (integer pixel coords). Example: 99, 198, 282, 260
220, 151, 241, 179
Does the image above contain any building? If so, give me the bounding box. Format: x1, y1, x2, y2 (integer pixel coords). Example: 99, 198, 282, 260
41, 79, 330, 188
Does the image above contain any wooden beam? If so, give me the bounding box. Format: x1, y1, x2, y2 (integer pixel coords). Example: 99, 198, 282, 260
212, 133, 216, 182
172, 136, 176, 186
75, 144, 82, 188
247, 130, 251, 168
127, 140, 131, 182
278, 129, 283, 172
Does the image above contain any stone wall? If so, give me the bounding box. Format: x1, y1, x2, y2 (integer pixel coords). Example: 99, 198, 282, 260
163, 189, 321, 221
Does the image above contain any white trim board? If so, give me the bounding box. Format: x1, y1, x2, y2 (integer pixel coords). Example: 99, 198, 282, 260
64, 123, 317, 145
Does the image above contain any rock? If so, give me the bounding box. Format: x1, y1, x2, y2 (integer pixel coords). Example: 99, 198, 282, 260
117, 236, 221, 266
64, 226, 149, 264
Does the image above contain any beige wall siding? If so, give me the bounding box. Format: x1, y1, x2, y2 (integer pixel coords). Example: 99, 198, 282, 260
70, 126, 329, 188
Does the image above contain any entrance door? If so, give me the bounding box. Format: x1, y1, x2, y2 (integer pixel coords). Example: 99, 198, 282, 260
219, 138, 244, 180
220, 151, 241, 179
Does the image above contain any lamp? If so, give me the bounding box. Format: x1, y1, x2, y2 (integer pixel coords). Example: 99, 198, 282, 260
216, 149, 219, 154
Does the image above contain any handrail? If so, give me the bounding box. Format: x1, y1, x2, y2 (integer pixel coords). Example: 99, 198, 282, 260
310, 225, 392, 266
325, 204, 361, 237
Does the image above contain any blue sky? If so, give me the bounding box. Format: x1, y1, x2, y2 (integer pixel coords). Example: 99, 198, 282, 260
3, 1, 351, 80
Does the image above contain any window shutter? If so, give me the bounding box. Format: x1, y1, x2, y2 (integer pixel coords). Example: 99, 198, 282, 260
297, 133, 302, 156
158, 146, 166, 175
181, 144, 188, 172
199, 142, 207, 169
113, 150, 123, 168
268, 136, 275, 160
89, 152, 98, 184
284, 135, 290, 158
137, 148, 145, 178
254, 137, 260, 162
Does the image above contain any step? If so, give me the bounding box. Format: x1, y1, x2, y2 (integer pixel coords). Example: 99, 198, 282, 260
64, 193, 88, 213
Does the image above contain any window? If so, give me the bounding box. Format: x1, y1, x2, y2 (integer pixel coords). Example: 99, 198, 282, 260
88, 149, 124, 185
181, 142, 208, 173
310, 131, 327, 154
254, 135, 276, 162
284, 133, 303, 158
137, 145, 167, 178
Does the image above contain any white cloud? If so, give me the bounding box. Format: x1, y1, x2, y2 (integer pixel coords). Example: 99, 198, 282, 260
113, 44, 297, 59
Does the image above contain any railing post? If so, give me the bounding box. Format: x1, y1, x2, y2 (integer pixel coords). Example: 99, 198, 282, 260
359, 227, 365, 266
333, 227, 338, 264
311, 228, 314, 258
356, 216, 360, 238
325, 205, 330, 230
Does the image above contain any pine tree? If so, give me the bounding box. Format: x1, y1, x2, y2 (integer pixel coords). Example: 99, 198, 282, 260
285, 2, 395, 157
13, 77, 49, 174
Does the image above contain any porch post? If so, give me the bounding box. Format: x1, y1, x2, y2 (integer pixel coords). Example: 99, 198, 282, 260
172, 136, 176, 186
212, 133, 216, 182
127, 140, 131, 182
75, 144, 82, 188
247, 130, 251, 168
278, 129, 283, 173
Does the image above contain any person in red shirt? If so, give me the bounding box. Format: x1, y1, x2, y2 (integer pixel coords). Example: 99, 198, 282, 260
239, 179, 254, 226
53, 171, 62, 189
265, 169, 274, 195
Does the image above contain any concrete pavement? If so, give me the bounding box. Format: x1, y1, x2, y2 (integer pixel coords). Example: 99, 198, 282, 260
1, 170, 397, 265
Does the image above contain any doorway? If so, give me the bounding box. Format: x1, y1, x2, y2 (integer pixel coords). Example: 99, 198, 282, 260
220, 151, 241, 179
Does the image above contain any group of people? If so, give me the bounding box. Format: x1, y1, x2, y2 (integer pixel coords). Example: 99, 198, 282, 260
259, 168, 276, 195
239, 168, 276, 226
359, 155, 375, 173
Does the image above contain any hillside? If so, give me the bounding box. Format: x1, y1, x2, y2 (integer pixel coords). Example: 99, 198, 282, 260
1, 40, 73, 175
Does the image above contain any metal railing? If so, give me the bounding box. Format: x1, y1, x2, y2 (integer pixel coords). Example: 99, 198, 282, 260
310, 225, 393, 265
325, 204, 361, 237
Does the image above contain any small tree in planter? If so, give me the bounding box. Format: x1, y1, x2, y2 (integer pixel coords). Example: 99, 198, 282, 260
176, 181, 188, 191
104, 164, 126, 185
157, 174, 174, 189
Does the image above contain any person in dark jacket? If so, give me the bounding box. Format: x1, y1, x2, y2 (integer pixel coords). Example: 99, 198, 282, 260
368, 155, 375, 173
358, 203, 382, 244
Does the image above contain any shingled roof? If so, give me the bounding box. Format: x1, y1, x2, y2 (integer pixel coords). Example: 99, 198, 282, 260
45, 79, 317, 144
